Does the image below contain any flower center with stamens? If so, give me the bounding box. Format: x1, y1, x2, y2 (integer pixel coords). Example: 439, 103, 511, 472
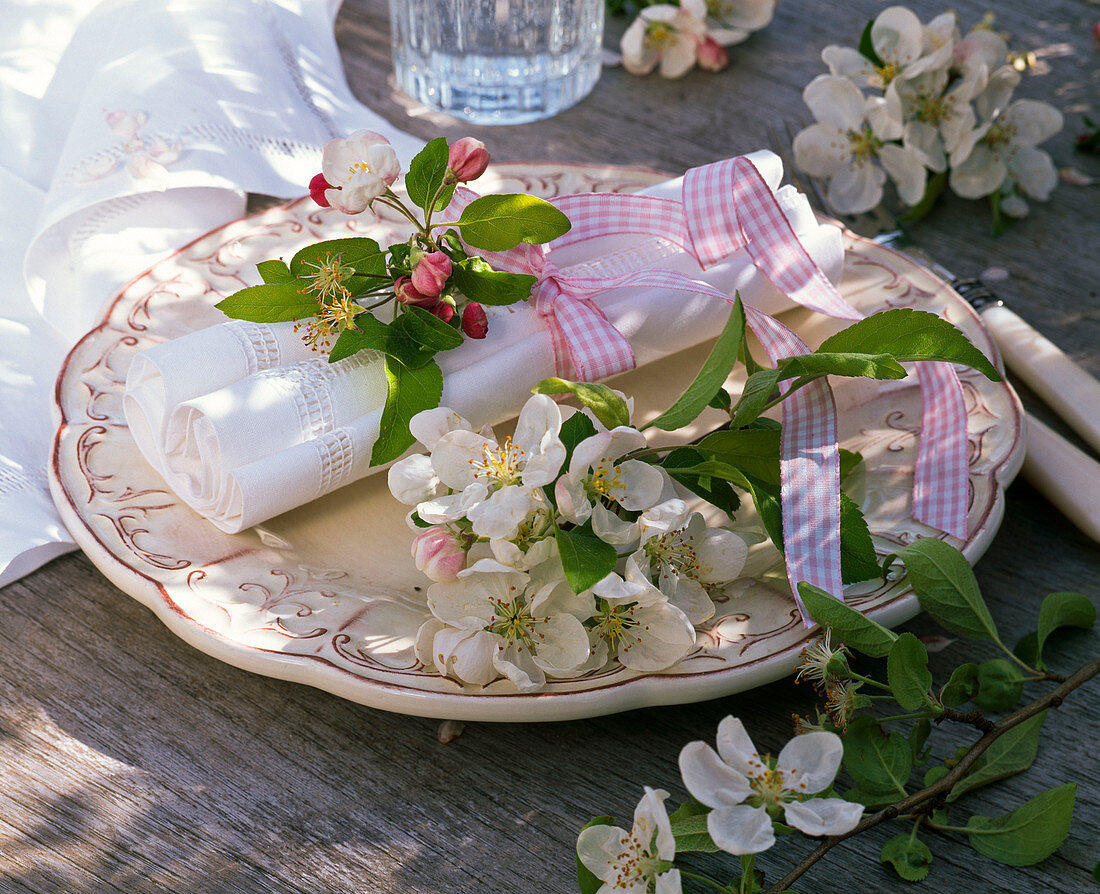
301, 252, 354, 303
610, 833, 663, 889
591, 601, 640, 652
982, 119, 1017, 153
470, 437, 526, 486
645, 21, 677, 50
584, 459, 625, 501
486, 596, 547, 654
846, 124, 883, 165
916, 93, 951, 126
876, 60, 901, 85
346, 160, 373, 181
644, 528, 700, 579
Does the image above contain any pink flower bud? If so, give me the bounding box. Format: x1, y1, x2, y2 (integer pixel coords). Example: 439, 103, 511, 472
1093, 21, 1100, 43
411, 527, 466, 581
394, 276, 437, 307
697, 37, 729, 72
431, 302, 455, 323
447, 137, 490, 183
411, 250, 452, 297
309, 173, 333, 207
461, 302, 488, 339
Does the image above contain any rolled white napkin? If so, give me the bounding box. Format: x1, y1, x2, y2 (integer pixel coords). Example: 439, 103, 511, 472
124, 152, 844, 533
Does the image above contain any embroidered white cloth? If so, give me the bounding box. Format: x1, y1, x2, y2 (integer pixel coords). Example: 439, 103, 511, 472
122, 152, 845, 533
0, 0, 422, 586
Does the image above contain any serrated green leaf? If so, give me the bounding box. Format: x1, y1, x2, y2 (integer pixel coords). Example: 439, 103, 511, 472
880, 833, 932, 881
646, 298, 745, 432
456, 193, 571, 251
697, 428, 781, 486
857, 18, 883, 65
392, 305, 464, 353
532, 378, 631, 430
450, 256, 537, 305
289, 237, 386, 279
1027, 592, 1097, 667
818, 308, 1001, 381
974, 658, 1024, 712
729, 367, 782, 429
940, 662, 980, 707
661, 447, 741, 517
887, 633, 933, 711
780, 352, 908, 381
555, 524, 619, 594
215, 282, 319, 323
900, 538, 1000, 642
576, 816, 615, 894
949, 711, 1046, 802
840, 493, 880, 584
404, 137, 454, 214
965, 783, 1076, 866
669, 812, 720, 853
924, 765, 949, 787
370, 357, 443, 466
843, 715, 912, 797
708, 388, 732, 412
256, 259, 294, 283
909, 718, 932, 763
798, 583, 897, 658
840, 448, 864, 482
668, 799, 709, 824
328, 314, 387, 363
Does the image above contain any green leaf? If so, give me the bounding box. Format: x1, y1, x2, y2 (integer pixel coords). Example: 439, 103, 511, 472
909, 718, 932, 763
661, 448, 741, 517
729, 368, 782, 429
840, 448, 864, 482
532, 378, 631, 430
747, 474, 784, 555
991, 189, 1010, 238
923, 766, 949, 787
940, 663, 980, 707
897, 170, 948, 225
450, 257, 537, 305
289, 237, 386, 279
780, 352, 908, 381
215, 282, 319, 323
887, 632, 933, 711
669, 812, 720, 853
844, 786, 897, 809
1027, 592, 1097, 668
404, 137, 455, 214
900, 538, 1000, 642
798, 583, 897, 658
645, 298, 745, 432
880, 833, 933, 882
256, 259, 294, 284
840, 493, 880, 585
964, 783, 1076, 866
1093, 860, 1100, 884
974, 658, 1024, 712
843, 715, 913, 797
328, 314, 388, 363
558, 412, 598, 469
818, 308, 1001, 382
857, 18, 883, 66
576, 816, 615, 894
949, 711, 1047, 802
668, 799, 709, 824
456, 193, 571, 251
708, 388, 731, 412
370, 357, 444, 466
555, 524, 619, 594
392, 305, 464, 353
697, 428, 781, 486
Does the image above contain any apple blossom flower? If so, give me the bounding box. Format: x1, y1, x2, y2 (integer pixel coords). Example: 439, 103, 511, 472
447, 137, 490, 183
321, 130, 401, 214
576, 787, 682, 894
704, 0, 776, 45
394, 275, 438, 307
794, 628, 849, 693
555, 427, 664, 537
824, 679, 866, 730
411, 250, 452, 297
794, 74, 927, 214
421, 568, 591, 690
411, 527, 467, 581
821, 6, 926, 88
696, 36, 729, 72
953, 25, 1008, 80
890, 64, 986, 172
309, 173, 333, 207
678, 717, 864, 855
621, 0, 708, 78
461, 302, 489, 339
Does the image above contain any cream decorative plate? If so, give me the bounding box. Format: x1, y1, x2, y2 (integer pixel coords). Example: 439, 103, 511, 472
49, 163, 1025, 722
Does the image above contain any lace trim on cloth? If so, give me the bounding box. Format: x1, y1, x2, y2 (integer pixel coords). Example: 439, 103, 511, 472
226, 319, 283, 374
314, 429, 356, 494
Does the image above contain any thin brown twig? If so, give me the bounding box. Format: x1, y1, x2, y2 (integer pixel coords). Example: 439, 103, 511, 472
763, 655, 1100, 894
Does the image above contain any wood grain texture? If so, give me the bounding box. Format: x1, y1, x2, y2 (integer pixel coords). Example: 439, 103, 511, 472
3, 0, 1098, 891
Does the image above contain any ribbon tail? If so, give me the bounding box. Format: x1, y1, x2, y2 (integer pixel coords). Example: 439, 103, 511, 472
913, 362, 969, 539
539, 291, 635, 382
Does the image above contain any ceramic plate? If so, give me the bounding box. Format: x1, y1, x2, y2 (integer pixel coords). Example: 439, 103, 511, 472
49, 163, 1025, 721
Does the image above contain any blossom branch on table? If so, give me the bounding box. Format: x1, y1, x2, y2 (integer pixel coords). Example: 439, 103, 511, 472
792, 6, 1063, 231
574, 543, 1098, 892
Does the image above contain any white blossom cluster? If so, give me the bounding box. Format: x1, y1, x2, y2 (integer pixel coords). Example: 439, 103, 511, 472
576, 716, 863, 893
387, 393, 750, 692
794, 6, 1063, 217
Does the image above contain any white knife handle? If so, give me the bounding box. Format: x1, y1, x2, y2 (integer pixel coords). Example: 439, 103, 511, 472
1021, 414, 1100, 543
981, 303, 1100, 455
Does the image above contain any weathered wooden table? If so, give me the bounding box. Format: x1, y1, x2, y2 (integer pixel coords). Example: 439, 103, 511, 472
2, 1, 1097, 891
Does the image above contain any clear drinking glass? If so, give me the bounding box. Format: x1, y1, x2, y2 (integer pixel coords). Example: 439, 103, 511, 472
389, 0, 605, 125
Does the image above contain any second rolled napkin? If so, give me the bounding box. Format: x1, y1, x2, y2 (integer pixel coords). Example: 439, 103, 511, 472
124, 151, 844, 533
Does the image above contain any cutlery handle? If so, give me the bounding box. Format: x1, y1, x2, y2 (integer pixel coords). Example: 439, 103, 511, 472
1021, 414, 1100, 543
979, 302, 1100, 455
